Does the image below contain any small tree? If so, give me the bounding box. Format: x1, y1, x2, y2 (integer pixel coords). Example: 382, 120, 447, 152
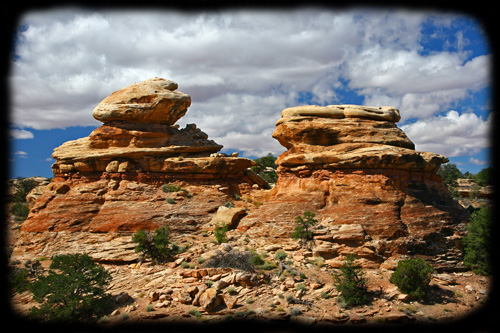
473, 167, 492, 186
463, 205, 492, 275
333, 255, 368, 308
437, 163, 463, 197
132, 226, 177, 264
390, 258, 434, 300
11, 202, 30, 222
291, 211, 318, 247
9, 266, 31, 293
28, 253, 112, 322
214, 223, 229, 244
250, 153, 278, 183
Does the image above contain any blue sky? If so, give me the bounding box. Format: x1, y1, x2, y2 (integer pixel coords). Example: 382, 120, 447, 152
8, 8, 492, 178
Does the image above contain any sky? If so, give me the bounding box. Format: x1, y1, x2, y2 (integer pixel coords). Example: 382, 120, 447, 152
8, 7, 493, 178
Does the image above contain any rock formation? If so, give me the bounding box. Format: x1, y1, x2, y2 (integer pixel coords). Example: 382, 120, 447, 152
11, 78, 266, 262
12, 80, 468, 271
238, 105, 468, 271
50, 78, 263, 183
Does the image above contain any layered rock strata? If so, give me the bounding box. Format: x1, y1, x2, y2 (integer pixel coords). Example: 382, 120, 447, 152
50, 78, 262, 183
238, 105, 468, 271
12, 78, 265, 262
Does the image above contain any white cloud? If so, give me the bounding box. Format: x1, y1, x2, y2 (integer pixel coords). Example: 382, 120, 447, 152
214, 131, 285, 158
400, 110, 491, 157
469, 157, 487, 165
14, 151, 28, 158
10, 128, 34, 139
9, 9, 491, 161
11, 9, 357, 131
346, 46, 490, 120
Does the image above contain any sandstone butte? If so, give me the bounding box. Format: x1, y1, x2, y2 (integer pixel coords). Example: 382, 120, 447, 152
12, 78, 267, 262
12, 79, 468, 272
237, 104, 468, 271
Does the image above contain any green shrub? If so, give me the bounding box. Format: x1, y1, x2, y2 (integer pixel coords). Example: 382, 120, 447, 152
250, 253, 265, 266
390, 258, 434, 300
313, 256, 325, 267
291, 211, 318, 246
166, 197, 175, 204
333, 255, 369, 308
462, 205, 492, 275
132, 226, 178, 264
320, 291, 331, 299
9, 266, 31, 293
28, 253, 112, 322
162, 183, 182, 192
189, 308, 201, 318
259, 261, 277, 270
275, 250, 288, 261
226, 286, 237, 295
295, 283, 306, 291
11, 202, 30, 221
214, 223, 228, 244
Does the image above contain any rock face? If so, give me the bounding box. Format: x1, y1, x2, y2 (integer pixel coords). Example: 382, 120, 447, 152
12, 78, 265, 262
238, 105, 468, 271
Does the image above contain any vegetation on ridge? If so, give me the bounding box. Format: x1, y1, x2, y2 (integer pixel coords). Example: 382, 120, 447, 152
132, 226, 179, 264
291, 210, 318, 247
250, 153, 278, 183
333, 254, 369, 308
462, 205, 492, 275
28, 253, 113, 322
390, 258, 434, 300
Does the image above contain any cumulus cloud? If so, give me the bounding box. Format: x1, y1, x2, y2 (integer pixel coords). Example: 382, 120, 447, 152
350, 49, 490, 121
400, 110, 491, 157
9, 8, 491, 159
469, 157, 487, 165
10, 128, 34, 139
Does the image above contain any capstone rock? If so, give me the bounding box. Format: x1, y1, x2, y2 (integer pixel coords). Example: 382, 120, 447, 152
92, 77, 190, 124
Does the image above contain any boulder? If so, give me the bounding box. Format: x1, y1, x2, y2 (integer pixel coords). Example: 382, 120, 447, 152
198, 287, 222, 312
92, 77, 190, 124
331, 224, 366, 243
210, 206, 247, 229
